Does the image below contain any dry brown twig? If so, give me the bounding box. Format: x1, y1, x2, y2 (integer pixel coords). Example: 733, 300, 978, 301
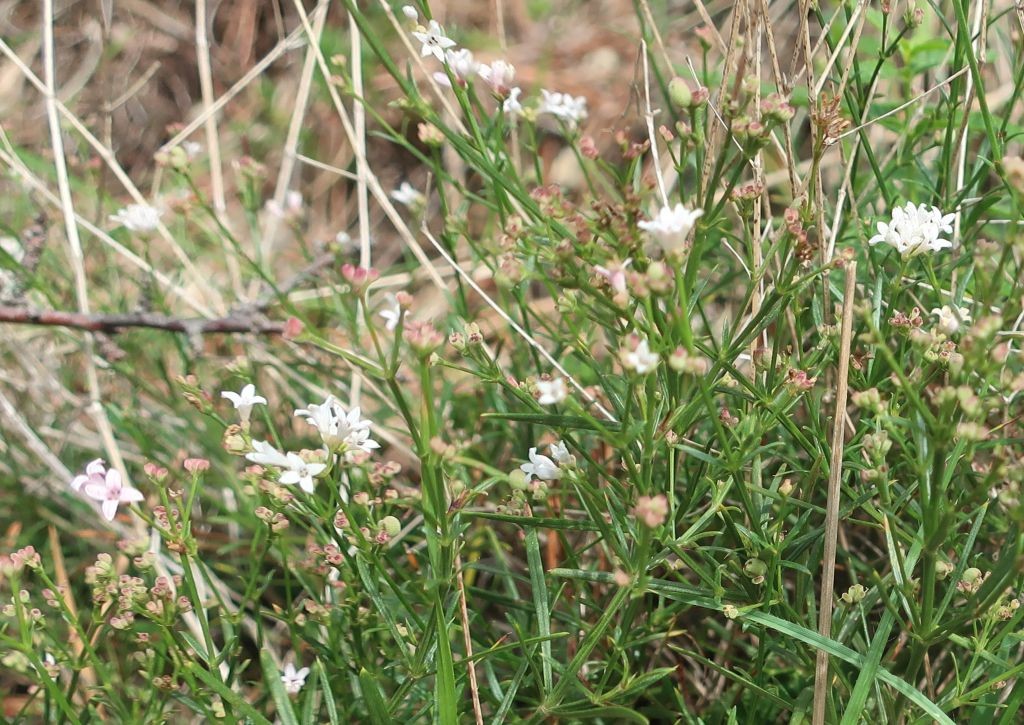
0, 306, 285, 336
812, 260, 857, 725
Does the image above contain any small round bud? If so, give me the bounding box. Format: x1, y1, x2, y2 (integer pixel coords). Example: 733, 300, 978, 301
380, 516, 402, 538
508, 469, 529, 491
668, 77, 692, 108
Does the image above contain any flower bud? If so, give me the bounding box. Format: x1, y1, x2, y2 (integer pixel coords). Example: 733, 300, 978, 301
380, 516, 401, 538
744, 558, 768, 579
841, 583, 867, 604
634, 494, 669, 528
508, 469, 530, 491
668, 77, 692, 108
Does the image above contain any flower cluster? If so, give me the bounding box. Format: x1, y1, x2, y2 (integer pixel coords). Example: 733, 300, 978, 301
109, 203, 162, 233
403, 8, 587, 128
231, 390, 382, 496
293, 396, 380, 458
535, 377, 567, 405
868, 201, 955, 257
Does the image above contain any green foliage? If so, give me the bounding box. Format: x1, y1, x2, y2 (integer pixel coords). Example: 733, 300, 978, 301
2, 1, 1024, 723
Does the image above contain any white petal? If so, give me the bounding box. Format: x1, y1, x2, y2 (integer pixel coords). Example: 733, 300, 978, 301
101, 499, 119, 521
119, 487, 144, 503
83, 481, 108, 501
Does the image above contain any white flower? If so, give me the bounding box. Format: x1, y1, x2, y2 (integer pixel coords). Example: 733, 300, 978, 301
79, 466, 144, 521
109, 204, 162, 232
443, 48, 479, 83
294, 396, 380, 456
379, 294, 402, 331
401, 5, 418, 21
622, 338, 659, 374
246, 439, 291, 468
638, 204, 703, 252
221, 383, 267, 423
182, 141, 203, 158
391, 181, 425, 208
342, 425, 381, 457
536, 378, 567, 405
478, 60, 515, 93
295, 396, 346, 448
71, 458, 107, 492
266, 190, 304, 219
412, 19, 456, 62
931, 305, 971, 335
281, 662, 310, 695
279, 453, 327, 494
433, 49, 478, 87
549, 440, 574, 466
503, 87, 523, 117
868, 202, 955, 257
539, 89, 588, 128
520, 447, 561, 481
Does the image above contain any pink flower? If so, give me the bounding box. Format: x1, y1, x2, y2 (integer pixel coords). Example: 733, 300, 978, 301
594, 259, 631, 295
78, 466, 144, 521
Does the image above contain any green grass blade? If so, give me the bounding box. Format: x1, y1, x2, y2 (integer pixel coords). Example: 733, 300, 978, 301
433, 600, 459, 724
260, 649, 299, 725
358, 668, 391, 725
525, 526, 553, 692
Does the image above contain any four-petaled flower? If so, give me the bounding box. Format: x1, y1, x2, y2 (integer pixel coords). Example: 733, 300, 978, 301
109, 204, 162, 232
621, 338, 659, 374
221, 383, 267, 423
412, 20, 456, 62
478, 60, 515, 94
538, 90, 588, 128
638, 204, 703, 253
281, 662, 310, 695
438, 48, 479, 85
520, 447, 562, 481
931, 304, 971, 335
278, 453, 327, 494
549, 440, 574, 467
391, 182, 425, 208
868, 202, 955, 257
379, 294, 402, 331
503, 87, 523, 117
536, 378, 567, 405
73, 463, 144, 521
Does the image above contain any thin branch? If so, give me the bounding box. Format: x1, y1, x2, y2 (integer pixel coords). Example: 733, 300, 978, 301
812, 261, 857, 725
0, 307, 285, 336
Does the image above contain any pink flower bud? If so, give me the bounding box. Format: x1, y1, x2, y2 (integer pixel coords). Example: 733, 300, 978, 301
183, 458, 210, 474
282, 316, 304, 340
